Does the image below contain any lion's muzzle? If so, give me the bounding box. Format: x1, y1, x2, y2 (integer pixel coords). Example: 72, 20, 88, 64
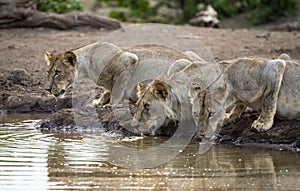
131, 118, 140, 128
53, 89, 65, 97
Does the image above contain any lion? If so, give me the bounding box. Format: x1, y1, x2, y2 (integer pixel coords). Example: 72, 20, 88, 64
131, 58, 221, 135
189, 54, 300, 139
45, 42, 203, 106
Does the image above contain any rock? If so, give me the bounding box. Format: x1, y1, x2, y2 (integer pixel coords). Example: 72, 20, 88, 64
10, 68, 32, 86
256, 32, 270, 40
2, 92, 72, 113
189, 5, 219, 28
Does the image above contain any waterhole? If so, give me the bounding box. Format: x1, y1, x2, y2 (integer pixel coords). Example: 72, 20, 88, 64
0, 114, 299, 190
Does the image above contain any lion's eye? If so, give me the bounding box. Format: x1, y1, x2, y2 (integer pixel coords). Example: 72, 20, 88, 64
193, 112, 199, 118
54, 71, 60, 78
144, 103, 150, 111
208, 112, 215, 118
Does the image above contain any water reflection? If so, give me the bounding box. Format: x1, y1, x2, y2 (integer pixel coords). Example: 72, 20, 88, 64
0, 116, 51, 190
0, 116, 299, 190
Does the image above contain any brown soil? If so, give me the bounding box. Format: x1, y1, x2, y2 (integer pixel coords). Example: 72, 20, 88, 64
1, 26, 300, 151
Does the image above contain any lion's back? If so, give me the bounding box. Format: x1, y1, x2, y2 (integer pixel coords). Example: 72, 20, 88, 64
277, 59, 300, 119
125, 44, 190, 62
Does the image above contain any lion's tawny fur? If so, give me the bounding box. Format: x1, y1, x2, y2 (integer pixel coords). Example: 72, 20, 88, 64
132, 58, 221, 135
189, 54, 300, 137
45, 42, 201, 105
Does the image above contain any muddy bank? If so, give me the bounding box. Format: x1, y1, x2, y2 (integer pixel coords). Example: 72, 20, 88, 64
0, 65, 72, 113
34, 107, 300, 152
0, 92, 72, 113
35, 106, 178, 137
218, 112, 300, 152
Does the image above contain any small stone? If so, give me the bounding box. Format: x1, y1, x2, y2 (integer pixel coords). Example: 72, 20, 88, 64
10, 68, 32, 86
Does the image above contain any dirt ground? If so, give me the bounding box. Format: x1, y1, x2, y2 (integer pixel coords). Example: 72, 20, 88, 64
1, 25, 300, 151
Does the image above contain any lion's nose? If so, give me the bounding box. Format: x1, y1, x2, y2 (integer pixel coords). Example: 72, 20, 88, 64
197, 126, 206, 137
131, 118, 139, 127
59, 89, 65, 95
45, 87, 51, 93
54, 89, 65, 97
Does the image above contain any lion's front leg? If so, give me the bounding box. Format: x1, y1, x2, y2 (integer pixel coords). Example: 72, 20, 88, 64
251, 113, 274, 132
92, 90, 111, 107
224, 104, 246, 125
251, 59, 286, 132
99, 90, 111, 106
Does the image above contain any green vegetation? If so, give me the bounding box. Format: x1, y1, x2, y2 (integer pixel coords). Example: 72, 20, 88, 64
37, 0, 299, 25
95, 0, 153, 22
206, 0, 299, 24
37, 0, 82, 14
246, 0, 299, 24
97, 0, 299, 25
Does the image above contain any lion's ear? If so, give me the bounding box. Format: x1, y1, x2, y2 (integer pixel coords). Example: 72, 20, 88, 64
137, 82, 145, 98
278, 53, 291, 60
153, 80, 168, 100
64, 51, 77, 66
189, 81, 202, 98
119, 52, 138, 66
215, 85, 227, 99
167, 59, 192, 77
192, 81, 202, 91
44, 52, 53, 65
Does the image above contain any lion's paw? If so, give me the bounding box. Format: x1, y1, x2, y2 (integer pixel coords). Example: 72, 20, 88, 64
223, 113, 236, 126
251, 119, 273, 132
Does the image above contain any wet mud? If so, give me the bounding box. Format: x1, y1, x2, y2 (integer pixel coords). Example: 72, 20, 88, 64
34, 107, 300, 152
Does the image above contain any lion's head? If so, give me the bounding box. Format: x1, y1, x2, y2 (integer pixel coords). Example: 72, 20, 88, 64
131, 59, 205, 136
131, 80, 180, 135
189, 82, 227, 140
44, 51, 77, 97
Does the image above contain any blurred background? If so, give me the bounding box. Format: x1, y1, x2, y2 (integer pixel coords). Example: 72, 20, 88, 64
37, 0, 300, 29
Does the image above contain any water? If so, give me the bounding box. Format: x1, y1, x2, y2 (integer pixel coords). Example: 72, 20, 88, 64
0, 114, 300, 190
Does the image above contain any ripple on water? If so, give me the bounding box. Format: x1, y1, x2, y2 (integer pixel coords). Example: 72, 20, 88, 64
0, 119, 51, 190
